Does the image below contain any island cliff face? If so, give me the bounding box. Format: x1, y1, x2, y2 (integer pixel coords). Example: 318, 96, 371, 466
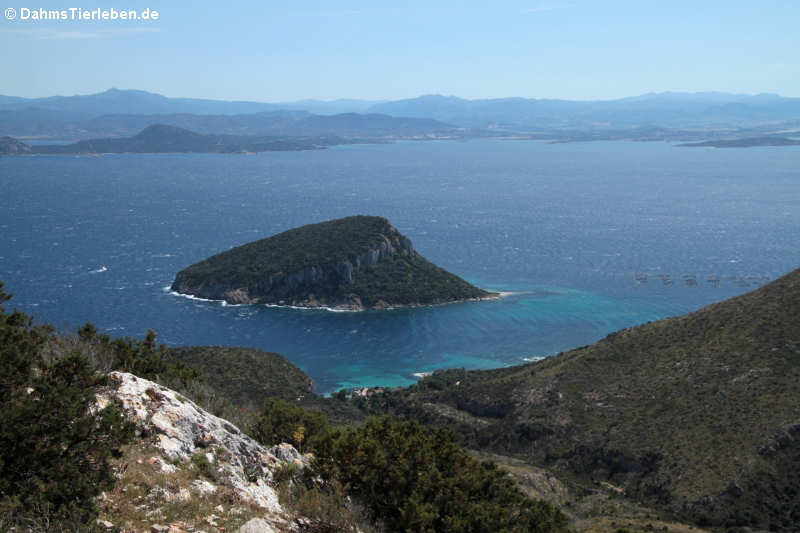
171, 216, 494, 310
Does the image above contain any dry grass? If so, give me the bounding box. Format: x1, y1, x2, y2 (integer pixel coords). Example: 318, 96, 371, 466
97, 439, 279, 533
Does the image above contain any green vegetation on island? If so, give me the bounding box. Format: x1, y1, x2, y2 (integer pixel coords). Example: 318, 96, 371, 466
171, 215, 495, 309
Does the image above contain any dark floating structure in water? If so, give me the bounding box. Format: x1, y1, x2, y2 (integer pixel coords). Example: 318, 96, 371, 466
633, 272, 770, 289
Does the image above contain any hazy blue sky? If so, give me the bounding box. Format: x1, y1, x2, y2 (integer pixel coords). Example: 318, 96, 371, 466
1, 0, 798, 101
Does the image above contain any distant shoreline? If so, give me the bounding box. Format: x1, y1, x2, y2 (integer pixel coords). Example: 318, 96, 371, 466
678, 136, 800, 148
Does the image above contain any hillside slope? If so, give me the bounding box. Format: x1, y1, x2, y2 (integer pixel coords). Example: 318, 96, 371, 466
366, 267, 800, 529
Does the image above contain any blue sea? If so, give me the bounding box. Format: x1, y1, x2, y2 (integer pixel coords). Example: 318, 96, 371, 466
1, 140, 799, 393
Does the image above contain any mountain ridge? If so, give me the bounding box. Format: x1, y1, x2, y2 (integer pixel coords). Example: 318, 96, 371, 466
367, 92, 800, 129
0, 88, 283, 116
4, 88, 800, 140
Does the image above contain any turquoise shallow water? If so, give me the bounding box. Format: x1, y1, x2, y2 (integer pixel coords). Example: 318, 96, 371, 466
1, 140, 799, 392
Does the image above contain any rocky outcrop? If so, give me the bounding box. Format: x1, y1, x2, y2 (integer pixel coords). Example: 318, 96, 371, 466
96, 372, 310, 530
238, 518, 278, 533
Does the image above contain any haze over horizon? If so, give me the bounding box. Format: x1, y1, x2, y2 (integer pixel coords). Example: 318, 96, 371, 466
2, 0, 798, 101
1, 87, 796, 105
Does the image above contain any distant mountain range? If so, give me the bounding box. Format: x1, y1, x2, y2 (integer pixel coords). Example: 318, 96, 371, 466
0, 88, 283, 116
368, 92, 800, 130
0, 89, 459, 140
3, 88, 800, 141
0, 88, 383, 119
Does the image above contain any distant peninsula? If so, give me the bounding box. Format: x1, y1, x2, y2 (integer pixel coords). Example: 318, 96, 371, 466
678, 136, 800, 148
0, 124, 352, 155
0, 136, 33, 155
171, 216, 497, 310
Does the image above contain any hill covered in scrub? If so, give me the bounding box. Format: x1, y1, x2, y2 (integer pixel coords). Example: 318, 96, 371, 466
167, 347, 314, 405
171, 216, 496, 310
359, 267, 800, 531
165, 346, 366, 425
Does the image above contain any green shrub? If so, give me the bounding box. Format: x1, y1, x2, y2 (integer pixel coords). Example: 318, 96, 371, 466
273, 462, 300, 484
251, 399, 570, 532
191, 452, 216, 480
279, 478, 374, 533
316, 416, 571, 533
76, 323, 201, 388
0, 283, 134, 526
250, 397, 332, 452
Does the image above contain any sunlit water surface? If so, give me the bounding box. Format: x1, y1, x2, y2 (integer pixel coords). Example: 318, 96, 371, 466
1, 140, 798, 392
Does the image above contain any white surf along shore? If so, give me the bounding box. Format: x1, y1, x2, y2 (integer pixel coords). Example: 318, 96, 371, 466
165, 286, 514, 312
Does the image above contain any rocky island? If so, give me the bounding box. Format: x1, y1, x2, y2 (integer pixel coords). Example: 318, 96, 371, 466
171, 216, 497, 310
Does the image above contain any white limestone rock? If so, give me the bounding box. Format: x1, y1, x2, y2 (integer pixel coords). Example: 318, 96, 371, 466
237, 517, 277, 533
97, 372, 297, 512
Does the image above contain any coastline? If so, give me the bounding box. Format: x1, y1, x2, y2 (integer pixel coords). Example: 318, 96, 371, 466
166, 286, 509, 312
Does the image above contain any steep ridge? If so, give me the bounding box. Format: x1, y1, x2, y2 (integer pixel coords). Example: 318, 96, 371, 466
366, 267, 800, 529
171, 216, 495, 310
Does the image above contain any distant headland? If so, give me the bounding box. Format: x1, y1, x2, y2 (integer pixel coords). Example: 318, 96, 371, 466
0, 124, 351, 155
170, 216, 498, 310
